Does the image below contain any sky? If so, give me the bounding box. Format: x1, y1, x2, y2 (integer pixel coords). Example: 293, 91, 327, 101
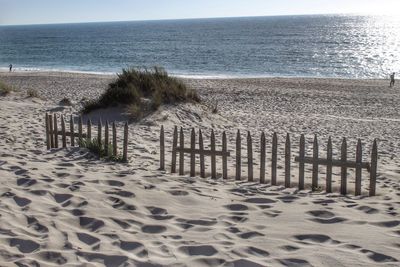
0, 0, 399, 25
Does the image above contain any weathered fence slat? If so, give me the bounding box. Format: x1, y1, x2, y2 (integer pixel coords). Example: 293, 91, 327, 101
53, 114, 59, 148
105, 121, 109, 156
298, 134, 305, 190
326, 137, 333, 193
271, 132, 277, 186
211, 129, 216, 179
78, 116, 83, 146
179, 127, 184, 175
247, 131, 253, 182
112, 122, 117, 157
369, 139, 378, 197
312, 135, 319, 190
222, 131, 228, 180
45, 113, 50, 149
122, 122, 128, 162
87, 119, 92, 140
171, 126, 178, 173
70, 115, 75, 146
61, 115, 67, 148
285, 133, 291, 188
98, 119, 102, 147
199, 129, 205, 178
341, 138, 347, 195
190, 128, 196, 177
236, 130, 241, 181
159, 125, 165, 171
260, 132, 266, 184
49, 114, 54, 148
355, 139, 362, 196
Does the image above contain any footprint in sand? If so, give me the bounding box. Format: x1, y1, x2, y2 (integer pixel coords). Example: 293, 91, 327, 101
27, 216, 48, 234
370, 220, 400, 228
13, 196, 32, 207
141, 225, 167, 234
37, 251, 67, 265
79, 217, 105, 232
17, 178, 37, 187
146, 206, 174, 220
224, 204, 249, 211
306, 210, 347, 224
278, 258, 313, 267
179, 245, 218, 256
244, 198, 276, 204
77, 232, 100, 246
120, 241, 148, 257
9, 238, 40, 253
76, 252, 128, 267
360, 249, 398, 263
294, 234, 340, 245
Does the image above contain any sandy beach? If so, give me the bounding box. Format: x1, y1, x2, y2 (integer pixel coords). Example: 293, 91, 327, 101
0, 71, 399, 266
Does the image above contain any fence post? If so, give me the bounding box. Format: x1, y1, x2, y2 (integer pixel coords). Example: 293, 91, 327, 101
105, 120, 109, 156
260, 132, 266, 184
355, 139, 362, 196
285, 133, 291, 188
49, 114, 54, 149
190, 128, 196, 177
341, 138, 347, 195
326, 137, 333, 193
171, 126, 178, 173
222, 131, 228, 180
70, 115, 75, 147
112, 122, 117, 157
78, 116, 83, 146
236, 130, 241, 181
199, 129, 205, 178
122, 122, 128, 162
298, 134, 305, 190
61, 115, 67, 148
211, 129, 216, 179
271, 132, 277, 185
179, 127, 184, 175
247, 131, 253, 182
53, 114, 59, 148
98, 118, 102, 148
369, 139, 378, 196
87, 119, 92, 140
312, 135, 319, 190
45, 113, 50, 150
159, 125, 165, 171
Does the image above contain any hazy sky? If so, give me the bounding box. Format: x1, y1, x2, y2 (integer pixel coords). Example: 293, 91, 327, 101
1, 0, 399, 25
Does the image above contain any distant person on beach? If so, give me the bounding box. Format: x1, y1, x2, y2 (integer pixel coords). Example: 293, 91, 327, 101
390, 72, 395, 87
9, 64, 12, 72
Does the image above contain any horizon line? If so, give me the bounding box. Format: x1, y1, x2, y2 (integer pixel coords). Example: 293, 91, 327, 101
0, 12, 385, 27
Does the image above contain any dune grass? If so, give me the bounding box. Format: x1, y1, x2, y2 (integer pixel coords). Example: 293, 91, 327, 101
0, 80, 14, 96
82, 67, 200, 117
79, 138, 124, 162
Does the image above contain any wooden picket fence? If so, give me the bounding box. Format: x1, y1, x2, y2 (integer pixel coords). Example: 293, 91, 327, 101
159, 126, 378, 197
45, 113, 129, 161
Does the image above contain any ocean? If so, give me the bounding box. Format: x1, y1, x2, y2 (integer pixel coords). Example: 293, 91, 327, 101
0, 15, 399, 78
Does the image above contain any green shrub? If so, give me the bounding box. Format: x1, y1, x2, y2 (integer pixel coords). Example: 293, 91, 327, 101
125, 103, 142, 120
27, 89, 39, 98
79, 138, 124, 162
0, 80, 13, 96
82, 67, 200, 115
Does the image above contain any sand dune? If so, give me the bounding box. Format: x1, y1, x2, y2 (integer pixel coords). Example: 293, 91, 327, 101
0, 72, 399, 266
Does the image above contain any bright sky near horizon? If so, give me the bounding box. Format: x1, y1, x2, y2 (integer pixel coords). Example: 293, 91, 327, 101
0, 0, 399, 25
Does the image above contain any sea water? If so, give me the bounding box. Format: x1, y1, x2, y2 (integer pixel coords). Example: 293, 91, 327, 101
0, 15, 399, 78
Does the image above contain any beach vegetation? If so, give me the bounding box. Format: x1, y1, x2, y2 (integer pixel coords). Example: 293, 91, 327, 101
27, 89, 39, 98
82, 67, 200, 118
59, 97, 73, 106
0, 80, 14, 96
79, 138, 124, 162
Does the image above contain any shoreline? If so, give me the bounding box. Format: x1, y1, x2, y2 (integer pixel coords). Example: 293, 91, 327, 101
0, 69, 390, 81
